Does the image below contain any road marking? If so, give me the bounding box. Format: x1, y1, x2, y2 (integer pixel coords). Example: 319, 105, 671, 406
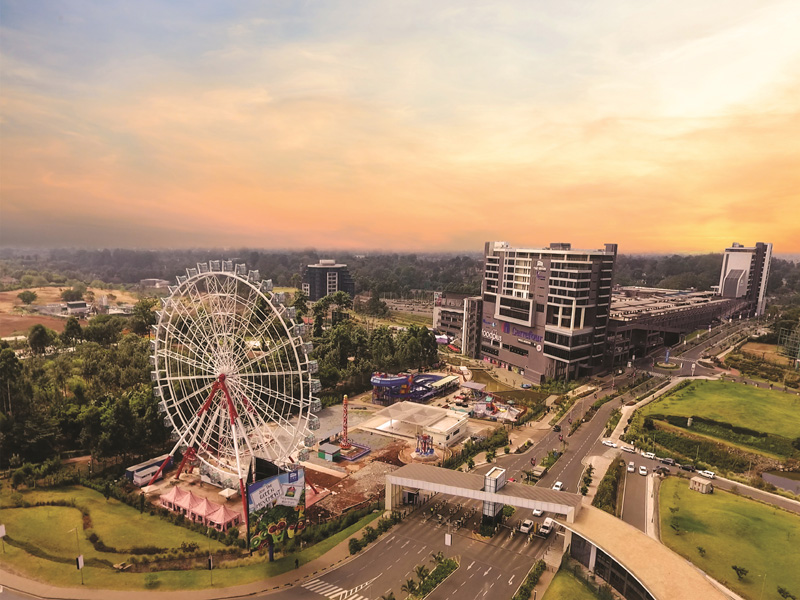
468, 560, 475, 569
484, 567, 492, 576
401, 540, 410, 549
509, 576, 515, 585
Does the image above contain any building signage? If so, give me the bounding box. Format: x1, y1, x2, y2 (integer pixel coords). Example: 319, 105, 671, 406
482, 329, 502, 342
482, 317, 496, 327
502, 322, 543, 342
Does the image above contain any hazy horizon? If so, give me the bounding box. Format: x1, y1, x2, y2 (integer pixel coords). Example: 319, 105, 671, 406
2, 1, 799, 252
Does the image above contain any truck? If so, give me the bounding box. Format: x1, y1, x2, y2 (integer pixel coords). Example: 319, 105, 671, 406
537, 517, 555, 537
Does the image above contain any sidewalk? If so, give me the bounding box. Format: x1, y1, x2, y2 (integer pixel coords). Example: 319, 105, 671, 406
0, 520, 379, 600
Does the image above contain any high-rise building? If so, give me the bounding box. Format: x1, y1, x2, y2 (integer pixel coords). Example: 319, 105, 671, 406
718, 242, 772, 316
479, 241, 617, 383
302, 259, 356, 301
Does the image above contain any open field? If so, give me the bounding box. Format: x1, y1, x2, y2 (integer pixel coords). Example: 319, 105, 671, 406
741, 342, 792, 367
659, 477, 800, 600
0, 286, 140, 312
0, 483, 380, 590
0, 286, 141, 337
541, 568, 600, 600
642, 380, 800, 440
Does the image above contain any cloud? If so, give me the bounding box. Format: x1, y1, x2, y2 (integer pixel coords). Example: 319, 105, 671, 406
1, 0, 799, 252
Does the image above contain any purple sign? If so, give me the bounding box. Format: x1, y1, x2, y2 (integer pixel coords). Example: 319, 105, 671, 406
502, 322, 543, 343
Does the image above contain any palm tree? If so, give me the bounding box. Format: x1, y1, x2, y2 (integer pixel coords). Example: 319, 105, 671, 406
380, 593, 396, 600
415, 565, 430, 583
400, 579, 417, 595
430, 551, 444, 567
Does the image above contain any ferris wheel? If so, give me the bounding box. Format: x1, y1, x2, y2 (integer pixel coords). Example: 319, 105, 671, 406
148, 261, 321, 496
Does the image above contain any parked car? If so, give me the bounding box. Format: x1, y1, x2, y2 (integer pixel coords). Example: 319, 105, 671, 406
680, 464, 696, 472
552, 481, 564, 491
602, 440, 618, 448
621, 446, 636, 454
638, 466, 648, 476
553, 424, 561, 432
661, 457, 676, 466
519, 519, 534, 534
627, 461, 635, 473
642, 451, 656, 459
699, 470, 716, 479
654, 466, 671, 475
532, 508, 544, 517
537, 517, 555, 537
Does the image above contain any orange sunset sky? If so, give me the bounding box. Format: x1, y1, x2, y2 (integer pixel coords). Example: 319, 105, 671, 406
1, 1, 799, 253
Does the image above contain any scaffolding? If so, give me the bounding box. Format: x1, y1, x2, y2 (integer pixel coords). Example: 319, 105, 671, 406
778, 328, 800, 370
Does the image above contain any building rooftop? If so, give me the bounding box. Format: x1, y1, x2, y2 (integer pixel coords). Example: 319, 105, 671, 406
610, 287, 733, 322
558, 506, 727, 600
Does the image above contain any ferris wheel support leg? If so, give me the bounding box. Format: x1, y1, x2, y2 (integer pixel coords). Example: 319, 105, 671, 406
218, 376, 251, 540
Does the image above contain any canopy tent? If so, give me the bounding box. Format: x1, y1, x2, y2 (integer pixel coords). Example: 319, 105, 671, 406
218, 488, 238, 500
207, 504, 241, 532
160, 486, 189, 510
461, 381, 486, 391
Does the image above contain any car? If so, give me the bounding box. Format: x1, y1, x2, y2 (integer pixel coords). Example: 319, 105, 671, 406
537, 517, 555, 537
519, 519, 534, 534
680, 464, 696, 472
699, 470, 716, 479
627, 461, 635, 473
602, 440, 617, 448
521, 383, 532, 389
621, 446, 636, 453
638, 465, 648, 476
654, 466, 671, 475
532, 508, 544, 517
661, 457, 676, 466
553, 424, 561, 432
641, 451, 656, 459
552, 481, 564, 491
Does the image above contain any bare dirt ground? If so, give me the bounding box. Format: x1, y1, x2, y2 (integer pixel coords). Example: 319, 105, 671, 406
742, 342, 792, 366
0, 313, 72, 337
0, 286, 140, 337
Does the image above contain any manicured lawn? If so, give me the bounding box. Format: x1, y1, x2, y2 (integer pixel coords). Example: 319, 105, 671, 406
541, 569, 599, 600
659, 477, 800, 600
0, 483, 381, 591
643, 380, 800, 439
1, 486, 225, 553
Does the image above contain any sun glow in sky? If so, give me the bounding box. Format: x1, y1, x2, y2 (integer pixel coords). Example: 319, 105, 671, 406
1, 1, 799, 253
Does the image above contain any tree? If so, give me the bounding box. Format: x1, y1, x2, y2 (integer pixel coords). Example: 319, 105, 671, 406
777, 586, 797, 600
400, 579, 417, 595
61, 317, 83, 346
331, 290, 353, 311
83, 315, 125, 346
292, 290, 310, 317
130, 298, 158, 336
430, 551, 444, 567
380, 593, 396, 600
697, 546, 706, 557
0, 347, 22, 413
61, 288, 84, 302
732, 565, 748, 580
414, 565, 429, 583
28, 324, 54, 354
17, 290, 37, 305
365, 289, 389, 317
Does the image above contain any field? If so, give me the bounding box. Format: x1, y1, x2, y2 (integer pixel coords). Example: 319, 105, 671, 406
642, 380, 800, 440
741, 342, 792, 367
0, 483, 379, 590
541, 568, 600, 600
0, 286, 141, 337
659, 477, 800, 600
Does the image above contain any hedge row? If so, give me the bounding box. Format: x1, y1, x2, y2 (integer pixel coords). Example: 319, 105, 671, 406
348, 512, 401, 555
725, 353, 800, 387
512, 560, 547, 600
592, 461, 624, 515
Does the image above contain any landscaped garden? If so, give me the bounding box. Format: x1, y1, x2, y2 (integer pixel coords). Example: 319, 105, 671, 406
0, 483, 381, 590
541, 568, 604, 600
659, 477, 800, 600
624, 380, 800, 470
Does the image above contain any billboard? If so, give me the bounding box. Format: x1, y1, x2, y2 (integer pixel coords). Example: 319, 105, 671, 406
247, 467, 307, 553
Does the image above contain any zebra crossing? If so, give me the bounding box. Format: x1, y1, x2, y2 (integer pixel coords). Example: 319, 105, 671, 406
300, 578, 371, 600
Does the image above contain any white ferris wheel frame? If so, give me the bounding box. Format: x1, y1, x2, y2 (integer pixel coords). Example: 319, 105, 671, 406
149, 261, 320, 491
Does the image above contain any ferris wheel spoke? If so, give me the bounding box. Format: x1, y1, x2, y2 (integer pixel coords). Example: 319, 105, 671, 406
159, 348, 216, 376
159, 317, 216, 374
169, 379, 217, 413
234, 376, 299, 435
238, 369, 304, 378
237, 337, 295, 373
163, 374, 218, 382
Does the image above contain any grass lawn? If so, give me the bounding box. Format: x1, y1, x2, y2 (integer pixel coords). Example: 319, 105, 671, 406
1, 486, 225, 554
0, 484, 381, 591
541, 569, 600, 600
659, 477, 800, 600
643, 380, 800, 439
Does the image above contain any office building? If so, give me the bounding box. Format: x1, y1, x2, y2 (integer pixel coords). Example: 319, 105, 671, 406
718, 242, 772, 316
302, 259, 356, 301
478, 241, 617, 382
433, 292, 482, 357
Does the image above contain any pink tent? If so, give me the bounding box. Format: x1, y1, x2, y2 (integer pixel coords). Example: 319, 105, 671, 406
207, 504, 241, 532
160, 486, 190, 511
174, 489, 200, 514
189, 497, 220, 525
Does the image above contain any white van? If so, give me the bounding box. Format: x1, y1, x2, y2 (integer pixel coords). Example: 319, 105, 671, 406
642, 451, 656, 460
537, 517, 555, 537
699, 470, 716, 479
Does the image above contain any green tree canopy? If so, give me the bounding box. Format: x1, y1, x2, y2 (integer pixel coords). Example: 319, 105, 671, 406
17, 290, 37, 304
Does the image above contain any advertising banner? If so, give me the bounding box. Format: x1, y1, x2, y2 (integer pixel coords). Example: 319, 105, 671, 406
247, 467, 306, 552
